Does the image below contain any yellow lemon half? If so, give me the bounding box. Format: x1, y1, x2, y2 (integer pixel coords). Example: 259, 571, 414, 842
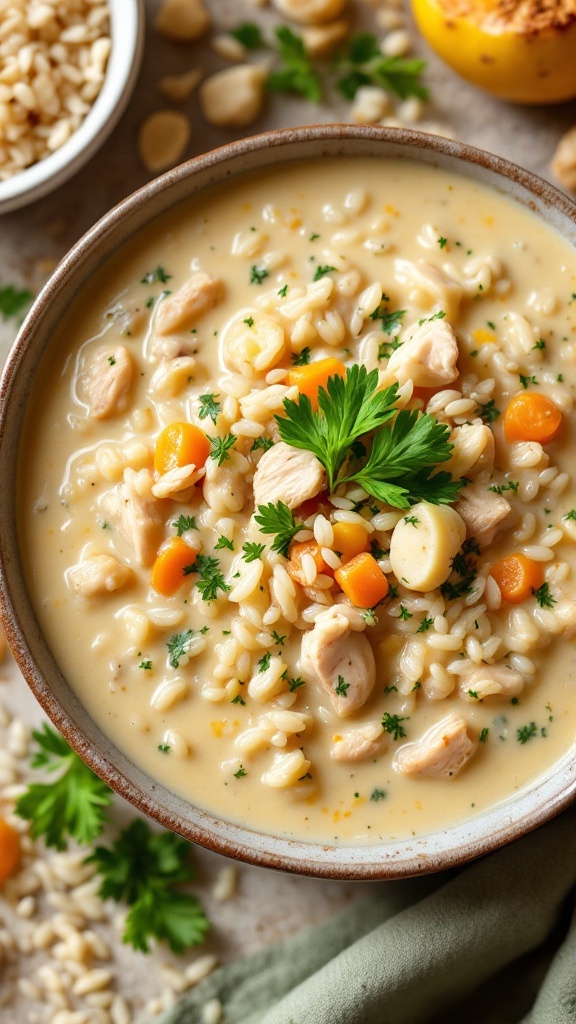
411, 0, 576, 104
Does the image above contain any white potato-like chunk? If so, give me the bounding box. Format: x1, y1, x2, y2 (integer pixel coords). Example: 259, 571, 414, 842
138, 111, 190, 173
253, 442, 326, 510
301, 607, 375, 717
444, 423, 495, 479
455, 483, 512, 548
81, 346, 133, 419
156, 272, 219, 335
271, 0, 346, 25
389, 502, 466, 592
387, 319, 459, 388
154, 0, 210, 40
460, 664, 524, 701
102, 470, 165, 567
200, 66, 266, 128
393, 712, 475, 778
331, 722, 384, 762
222, 310, 285, 376
67, 554, 133, 597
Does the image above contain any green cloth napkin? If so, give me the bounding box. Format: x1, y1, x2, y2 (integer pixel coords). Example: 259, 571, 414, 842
158, 808, 576, 1024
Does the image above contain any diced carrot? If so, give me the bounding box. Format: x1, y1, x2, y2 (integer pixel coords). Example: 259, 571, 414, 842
0, 818, 21, 885
472, 328, 497, 346
286, 358, 346, 410
503, 392, 562, 445
151, 537, 199, 596
332, 521, 370, 563
490, 553, 543, 604
287, 540, 333, 585
334, 552, 389, 608
154, 422, 211, 475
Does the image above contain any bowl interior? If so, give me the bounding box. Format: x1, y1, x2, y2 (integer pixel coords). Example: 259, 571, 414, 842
1, 126, 576, 878
0, 0, 144, 215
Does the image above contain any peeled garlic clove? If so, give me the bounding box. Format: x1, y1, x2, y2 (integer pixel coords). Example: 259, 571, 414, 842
271, 0, 347, 26
200, 65, 267, 128
158, 68, 203, 102
390, 501, 466, 592
138, 111, 190, 173
154, 0, 210, 41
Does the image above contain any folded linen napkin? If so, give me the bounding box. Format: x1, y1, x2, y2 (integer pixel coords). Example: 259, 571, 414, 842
158, 807, 576, 1024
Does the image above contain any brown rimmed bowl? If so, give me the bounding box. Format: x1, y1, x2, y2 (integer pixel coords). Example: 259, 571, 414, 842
1, 125, 575, 879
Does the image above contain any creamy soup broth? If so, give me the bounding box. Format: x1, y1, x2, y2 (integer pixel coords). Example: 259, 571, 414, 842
19, 158, 576, 844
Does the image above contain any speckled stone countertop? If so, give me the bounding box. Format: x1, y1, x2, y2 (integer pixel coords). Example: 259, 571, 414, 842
0, 2, 575, 1022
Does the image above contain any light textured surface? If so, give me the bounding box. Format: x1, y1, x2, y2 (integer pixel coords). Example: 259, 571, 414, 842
0, 0, 575, 1020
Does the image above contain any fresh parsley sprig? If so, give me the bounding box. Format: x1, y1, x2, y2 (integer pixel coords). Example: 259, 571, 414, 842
0, 283, 33, 321
87, 820, 210, 954
266, 26, 322, 102
339, 407, 460, 509
277, 364, 460, 507
255, 501, 304, 557
277, 365, 399, 493
335, 34, 428, 101
15, 724, 113, 851
186, 554, 231, 602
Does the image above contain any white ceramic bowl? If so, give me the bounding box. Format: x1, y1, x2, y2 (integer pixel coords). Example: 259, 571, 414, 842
0, 0, 144, 215
1, 126, 575, 878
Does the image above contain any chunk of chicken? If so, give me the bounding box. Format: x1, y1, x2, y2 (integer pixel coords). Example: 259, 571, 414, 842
155, 272, 220, 335
455, 483, 512, 548
81, 346, 133, 419
460, 664, 524, 701
67, 554, 133, 597
394, 259, 463, 323
387, 319, 459, 388
331, 721, 384, 762
301, 607, 375, 717
203, 455, 250, 515
444, 423, 495, 479
253, 441, 326, 511
102, 469, 165, 567
393, 712, 475, 778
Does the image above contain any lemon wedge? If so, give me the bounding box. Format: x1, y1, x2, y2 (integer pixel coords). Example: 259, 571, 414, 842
411, 0, 576, 103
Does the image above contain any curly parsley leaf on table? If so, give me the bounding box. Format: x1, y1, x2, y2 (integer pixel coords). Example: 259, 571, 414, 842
14, 723, 113, 851
335, 34, 428, 101
87, 819, 210, 955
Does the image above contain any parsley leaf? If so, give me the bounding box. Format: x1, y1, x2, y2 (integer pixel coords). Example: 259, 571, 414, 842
370, 788, 386, 802
313, 264, 337, 281
335, 675, 350, 697
0, 283, 33, 321
242, 541, 266, 562
266, 26, 322, 102
230, 22, 265, 48
519, 374, 538, 389
255, 501, 304, 557
341, 407, 461, 508
478, 399, 500, 424
272, 631, 287, 645
289, 676, 306, 692
532, 582, 556, 609
277, 364, 399, 493
15, 725, 112, 851
292, 347, 311, 366
250, 265, 270, 285
166, 629, 198, 668
209, 434, 236, 466
87, 820, 209, 954
517, 722, 538, 744
251, 436, 275, 453
173, 514, 196, 536
381, 712, 408, 740
214, 535, 234, 551
417, 616, 434, 633
140, 266, 171, 285
186, 554, 231, 602
335, 34, 428, 100
198, 393, 221, 425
